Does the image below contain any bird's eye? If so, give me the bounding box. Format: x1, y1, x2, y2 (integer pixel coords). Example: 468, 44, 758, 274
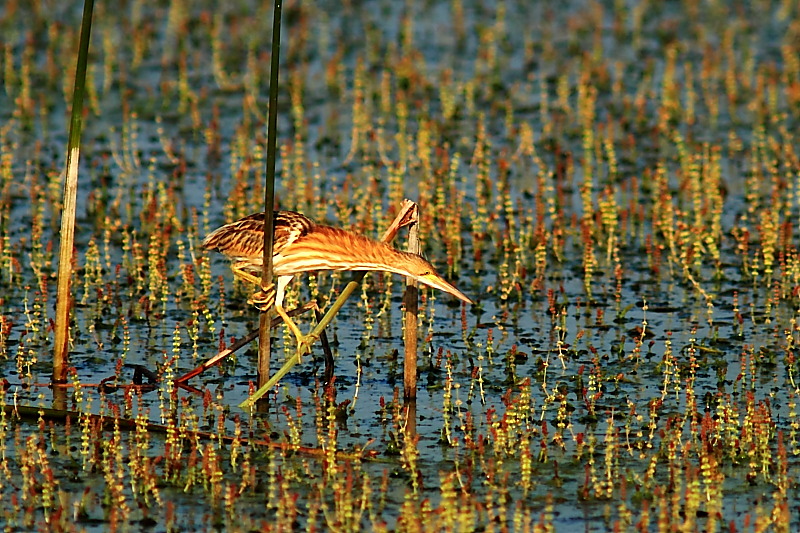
421, 271, 430, 276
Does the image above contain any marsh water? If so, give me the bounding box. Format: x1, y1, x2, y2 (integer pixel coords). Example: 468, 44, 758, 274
0, 0, 798, 531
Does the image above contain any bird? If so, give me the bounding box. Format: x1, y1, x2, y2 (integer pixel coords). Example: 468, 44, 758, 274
202, 210, 472, 340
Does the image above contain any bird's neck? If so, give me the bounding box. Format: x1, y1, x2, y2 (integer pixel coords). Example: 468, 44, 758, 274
272, 225, 414, 277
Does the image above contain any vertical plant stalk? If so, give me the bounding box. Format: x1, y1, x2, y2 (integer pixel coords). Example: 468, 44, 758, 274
53, 0, 95, 384
403, 215, 420, 400
241, 200, 418, 409
258, 0, 283, 387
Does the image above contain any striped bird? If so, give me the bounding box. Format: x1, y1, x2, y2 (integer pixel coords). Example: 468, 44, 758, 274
202, 210, 471, 339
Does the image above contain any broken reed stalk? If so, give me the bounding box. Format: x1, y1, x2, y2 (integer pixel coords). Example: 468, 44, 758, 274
403, 214, 420, 400
53, 0, 95, 385
258, 0, 283, 387
240, 200, 418, 409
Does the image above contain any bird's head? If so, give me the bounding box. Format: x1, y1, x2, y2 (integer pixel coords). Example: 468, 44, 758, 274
398, 253, 473, 304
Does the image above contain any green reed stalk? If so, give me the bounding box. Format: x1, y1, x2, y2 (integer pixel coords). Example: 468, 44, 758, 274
258, 0, 282, 387
53, 0, 95, 384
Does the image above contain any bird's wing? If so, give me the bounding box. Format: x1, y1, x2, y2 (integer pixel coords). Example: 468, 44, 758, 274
202, 211, 315, 260
274, 210, 316, 252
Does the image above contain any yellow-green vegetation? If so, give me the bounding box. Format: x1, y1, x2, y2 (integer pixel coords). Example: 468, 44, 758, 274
0, 0, 798, 530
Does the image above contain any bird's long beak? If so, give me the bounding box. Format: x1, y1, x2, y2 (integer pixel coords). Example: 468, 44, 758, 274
417, 273, 473, 304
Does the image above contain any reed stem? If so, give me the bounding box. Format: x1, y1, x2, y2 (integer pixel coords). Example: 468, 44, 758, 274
53, 0, 95, 385
258, 0, 283, 387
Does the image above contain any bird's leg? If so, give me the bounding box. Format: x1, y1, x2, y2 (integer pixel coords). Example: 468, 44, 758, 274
274, 304, 306, 344
231, 263, 276, 310
231, 263, 264, 286
271, 275, 307, 351
231, 265, 307, 355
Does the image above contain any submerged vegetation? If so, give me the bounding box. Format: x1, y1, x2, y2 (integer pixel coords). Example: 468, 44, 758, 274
0, 0, 799, 530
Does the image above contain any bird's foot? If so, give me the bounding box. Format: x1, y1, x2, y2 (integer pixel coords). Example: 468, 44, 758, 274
293, 332, 321, 365
248, 285, 277, 311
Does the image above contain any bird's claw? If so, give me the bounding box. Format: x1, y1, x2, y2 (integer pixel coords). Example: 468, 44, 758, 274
248, 286, 276, 311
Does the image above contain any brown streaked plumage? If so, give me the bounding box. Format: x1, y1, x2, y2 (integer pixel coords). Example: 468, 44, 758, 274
202, 210, 473, 315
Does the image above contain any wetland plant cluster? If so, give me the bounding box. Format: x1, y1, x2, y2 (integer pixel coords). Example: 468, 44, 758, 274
0, 0, 798, 531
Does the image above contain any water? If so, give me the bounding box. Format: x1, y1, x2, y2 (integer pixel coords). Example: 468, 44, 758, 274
0, 0, 798, 530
